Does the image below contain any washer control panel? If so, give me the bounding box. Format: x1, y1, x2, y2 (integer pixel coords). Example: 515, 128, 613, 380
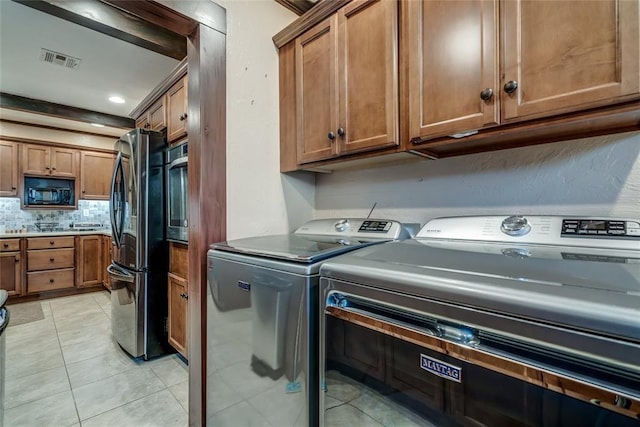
295, 218, 418, 240
561, 219, 640, 238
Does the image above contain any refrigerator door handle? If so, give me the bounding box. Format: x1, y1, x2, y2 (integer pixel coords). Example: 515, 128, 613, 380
107, 263, 135, 284
109, 152, 123, 248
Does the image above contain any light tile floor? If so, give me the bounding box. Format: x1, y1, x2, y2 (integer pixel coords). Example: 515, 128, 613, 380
5, 291, 188, 427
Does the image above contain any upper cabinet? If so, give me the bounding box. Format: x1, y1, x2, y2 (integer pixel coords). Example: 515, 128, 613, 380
0, 140, 18, 197
405, 0, 640, 142
294, 0, 398, 165
80, 151, 116, 200
22, 144, 78, 178
501, 0, 639, 121
276, 0, 640, 169
406, 0, 499, 140
167, 76, 188, 143
136, 97, 166, 132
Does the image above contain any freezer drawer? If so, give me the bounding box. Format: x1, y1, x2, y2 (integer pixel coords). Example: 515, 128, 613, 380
109, 264, 145, 358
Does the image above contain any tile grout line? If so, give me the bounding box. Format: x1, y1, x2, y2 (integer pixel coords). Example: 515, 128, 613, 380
49, 296, 90, 427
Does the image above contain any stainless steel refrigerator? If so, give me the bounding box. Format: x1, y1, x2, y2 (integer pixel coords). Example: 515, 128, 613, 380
108, 128, 169, 360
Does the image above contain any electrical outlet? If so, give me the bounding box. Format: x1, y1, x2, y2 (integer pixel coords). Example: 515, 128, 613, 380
83, 209, 89, 216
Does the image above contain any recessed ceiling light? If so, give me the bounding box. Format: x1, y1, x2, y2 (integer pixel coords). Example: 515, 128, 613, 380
91, 123, 105, 128
109, 96, 125, 104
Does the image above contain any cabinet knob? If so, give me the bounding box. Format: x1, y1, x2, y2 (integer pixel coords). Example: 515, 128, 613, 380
11, 186, 16, 190
45, 166, 50, 170
15, 257, 19, 263
337, 127, 345, 137
50, 241, 55, 245
52, 167, 57, 170
50, 258, 55, 262
504, 80, 518, 94
82, 190, 86, 193
480, 88, 494, 101
180, 292, 189, 300
3, 243, 8, 248
179, 113, 188, 121
328, 131, 336, 141
49, 278, 55, 283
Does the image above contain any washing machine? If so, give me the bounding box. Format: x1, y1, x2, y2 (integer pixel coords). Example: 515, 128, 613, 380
205, 218, 418, 426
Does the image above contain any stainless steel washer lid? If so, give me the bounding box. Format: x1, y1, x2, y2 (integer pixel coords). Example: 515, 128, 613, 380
319, 240, 640, 343
211, 218, 418, 264
212, 234, 390, 264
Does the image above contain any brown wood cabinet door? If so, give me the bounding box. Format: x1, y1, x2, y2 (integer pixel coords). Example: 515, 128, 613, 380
168, 273, 188, 357
136, 115, 149, 130
295, 16, 340, 164
338, 0, 399, 154
502, 0, 640, 121
0, 251, 22, 296
149, 97, 167, 131
22, 144, 50, 175
406, 0, 498, 140
80, 151, 115, 200
76, 235, 102, 287
167, 76, 188, 142
50, 147, 78, 178
0, 141, 18, 197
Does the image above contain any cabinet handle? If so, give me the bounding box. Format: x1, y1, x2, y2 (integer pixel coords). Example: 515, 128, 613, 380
180, 292, 189, 300
480, 88, 494, 101
50, 241, 55, 245
3, 243, 8, 248
82, 190, 86, 193
337, 127, 345, 137
14, 257, 19, 263
11, 186, 16, 190
50, 258, 55, 262
179, 113, 188, 121
328, 131, 336, 141
45, 166, 50, 170
49, 278, 55, 283
504, 80, 518, 94
52, 167, 56, 170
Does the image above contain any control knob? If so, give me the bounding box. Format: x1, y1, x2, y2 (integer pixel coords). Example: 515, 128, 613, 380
501, 216, 531, 237
334, 219, 350, 232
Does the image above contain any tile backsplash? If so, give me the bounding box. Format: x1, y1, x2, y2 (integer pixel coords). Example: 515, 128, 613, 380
0, 198, 110, 232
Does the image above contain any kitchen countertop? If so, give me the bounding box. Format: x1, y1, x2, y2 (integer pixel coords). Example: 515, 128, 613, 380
0, 230, 112, 238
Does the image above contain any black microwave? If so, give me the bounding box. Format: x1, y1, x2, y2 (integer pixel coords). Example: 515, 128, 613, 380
24, 177, 75, 206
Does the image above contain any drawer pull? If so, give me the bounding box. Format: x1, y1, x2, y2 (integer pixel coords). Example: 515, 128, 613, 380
15, 257, 19, 263
49, 279, 54, 283
50, 241, 55, 245
50, 258, 55, 262
3, 243, 8, 248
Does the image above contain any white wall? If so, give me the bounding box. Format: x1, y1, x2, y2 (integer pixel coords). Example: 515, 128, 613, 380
315, 131, 640, 225
215, 0, 315, 240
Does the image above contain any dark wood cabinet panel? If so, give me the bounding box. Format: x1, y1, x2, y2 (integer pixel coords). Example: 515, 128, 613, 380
0, 141, 18, 197
167, 76, 188, 143
80, 151, 115, 200
502, 0, 639, 121
168, 272, 188, 357
22, 144, 78, 178
0, 250, 22, 297
76, 235, 103, 288
338, 0, 398, 154
406, 0, 498, 140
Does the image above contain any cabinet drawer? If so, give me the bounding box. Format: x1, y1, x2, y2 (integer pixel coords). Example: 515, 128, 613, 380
27, 236, 75, 249
28, 248, 75, 271
27, 268, 75, 293
0, 239, 20, 252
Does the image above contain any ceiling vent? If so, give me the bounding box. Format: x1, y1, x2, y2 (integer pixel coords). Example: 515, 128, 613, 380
39, 48, 81, 70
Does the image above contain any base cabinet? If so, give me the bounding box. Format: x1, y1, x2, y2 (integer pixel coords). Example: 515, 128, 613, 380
26, 236, 75, 294
168, 242, 188, 358
168, 273, 188, 357
0, 239, 22, 296
102, 235, 112, 290
76, 235, 103, 288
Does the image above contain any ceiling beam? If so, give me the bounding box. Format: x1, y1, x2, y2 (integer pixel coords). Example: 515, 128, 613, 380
0, 92, 135, 129
11, 0, 186, 60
